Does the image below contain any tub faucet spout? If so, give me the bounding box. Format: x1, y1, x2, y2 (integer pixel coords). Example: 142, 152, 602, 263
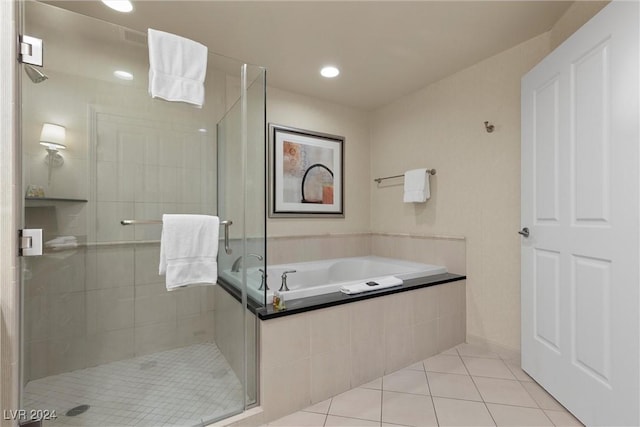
231, 253, 264, 273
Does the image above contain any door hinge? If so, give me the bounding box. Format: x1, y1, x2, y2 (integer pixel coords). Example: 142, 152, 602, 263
19, 35, 43, 67
19, 229, 43, 257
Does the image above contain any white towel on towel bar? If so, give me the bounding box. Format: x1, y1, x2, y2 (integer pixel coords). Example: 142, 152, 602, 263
148, 28, 208, 107
340, 276, 403, 295
159, 214, 218, 291
403, 168, 430, 203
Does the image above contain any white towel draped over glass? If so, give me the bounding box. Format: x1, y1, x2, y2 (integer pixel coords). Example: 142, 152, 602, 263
148, 28, 208, 107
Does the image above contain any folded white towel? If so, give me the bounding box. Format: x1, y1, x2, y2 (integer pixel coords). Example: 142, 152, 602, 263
159, 214, 219, 291
340, 276, 403, 295
148, 28, 208, 107
403, 168, 430, 203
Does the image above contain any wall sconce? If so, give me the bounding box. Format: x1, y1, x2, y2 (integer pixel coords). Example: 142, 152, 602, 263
40, 123, 66, 183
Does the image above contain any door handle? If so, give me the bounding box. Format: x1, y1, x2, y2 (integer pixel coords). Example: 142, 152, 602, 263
221, 220, 233, 254
518, 227, 530, 238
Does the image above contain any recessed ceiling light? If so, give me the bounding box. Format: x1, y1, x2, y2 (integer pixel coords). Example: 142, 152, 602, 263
198, 128, 207, 133
320, 66, 340, 78
101, 0, 133, 13
114, 70, 134, 80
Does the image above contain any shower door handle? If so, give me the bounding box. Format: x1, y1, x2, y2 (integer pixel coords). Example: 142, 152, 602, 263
221, 220, 233, 254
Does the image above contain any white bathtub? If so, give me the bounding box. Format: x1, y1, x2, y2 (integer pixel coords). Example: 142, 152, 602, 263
221, 256, 447, 302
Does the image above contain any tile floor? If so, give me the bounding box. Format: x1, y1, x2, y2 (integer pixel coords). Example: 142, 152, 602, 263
23, 343, 244, 426
267, 343, 584, 427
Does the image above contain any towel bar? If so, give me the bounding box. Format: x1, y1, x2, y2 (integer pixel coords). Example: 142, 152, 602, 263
120, 219, 232, 226
121, 219, 233, 254
374, 169, 436, 184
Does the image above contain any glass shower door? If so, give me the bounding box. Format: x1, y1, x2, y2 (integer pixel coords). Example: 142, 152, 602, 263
19, 2, 264, 426
216, 63, 266, 407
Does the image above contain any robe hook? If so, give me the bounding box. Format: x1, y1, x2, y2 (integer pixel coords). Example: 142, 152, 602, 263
484, 121, 495, 133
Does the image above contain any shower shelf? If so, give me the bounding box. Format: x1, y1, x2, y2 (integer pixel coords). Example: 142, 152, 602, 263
25, 197, 88, 203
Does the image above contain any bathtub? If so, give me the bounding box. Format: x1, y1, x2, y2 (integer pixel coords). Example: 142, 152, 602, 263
220, 256, 447, 303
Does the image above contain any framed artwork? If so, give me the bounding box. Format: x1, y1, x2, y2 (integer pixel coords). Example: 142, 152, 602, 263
269, 124, 344, 218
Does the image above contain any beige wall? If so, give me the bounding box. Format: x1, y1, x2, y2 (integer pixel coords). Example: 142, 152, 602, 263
369, 33, 550, 351
264, 2, 607, 352
266, 87, 371, 236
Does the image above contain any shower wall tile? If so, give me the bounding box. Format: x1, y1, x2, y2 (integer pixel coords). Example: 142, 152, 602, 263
86, 328, 135, 367
96, 202, 134, 242
29, 336, 87, 379
133, 203, 163, 241
49, 202, 87, 238
181, 169, 202, 204
134, 321, 178, 356
25, 291, 86, 343
86, 245, 135, 290
117, 162, 137, 203
177, 311, 215, 347
86, 287, 134, 335
134, 244, 161, 285
134, 283, 177, 326
159, 166, 180, 203
134, 164, 160, 202
176, 287, 205, 319
96, 161, 117, 201
159, 137, 183, 168
201, 286, 216, 313
214, 286, 259, 389
49, 291, 86, 340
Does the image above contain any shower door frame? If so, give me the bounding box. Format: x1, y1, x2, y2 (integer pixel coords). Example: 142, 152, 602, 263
0, 0, 21, 423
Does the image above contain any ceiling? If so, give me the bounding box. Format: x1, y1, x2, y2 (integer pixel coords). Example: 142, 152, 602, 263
42, 0, 573, 111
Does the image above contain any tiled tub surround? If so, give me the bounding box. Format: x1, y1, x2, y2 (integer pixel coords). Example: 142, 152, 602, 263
258, 279, 466, 423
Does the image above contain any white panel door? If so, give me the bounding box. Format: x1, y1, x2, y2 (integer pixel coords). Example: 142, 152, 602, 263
521, 2, 639, 425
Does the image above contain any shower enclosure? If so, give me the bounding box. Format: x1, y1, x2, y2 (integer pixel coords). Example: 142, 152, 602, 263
19, 2, 265, 426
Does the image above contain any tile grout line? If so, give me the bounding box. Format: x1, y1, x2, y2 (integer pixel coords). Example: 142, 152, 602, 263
380, 375, 384, 427
322, 397, 332, 427
457, 346, 498, 427
519, 380, 558, 426
423, 360, 440, 427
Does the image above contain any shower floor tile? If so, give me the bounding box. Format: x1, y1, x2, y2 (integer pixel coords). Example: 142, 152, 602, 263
23, 342, 244, 427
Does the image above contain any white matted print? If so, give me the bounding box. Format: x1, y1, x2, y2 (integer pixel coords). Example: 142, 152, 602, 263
269, 124, 344, 217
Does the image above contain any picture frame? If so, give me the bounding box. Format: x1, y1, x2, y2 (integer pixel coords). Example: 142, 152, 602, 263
269, 123, 344, 218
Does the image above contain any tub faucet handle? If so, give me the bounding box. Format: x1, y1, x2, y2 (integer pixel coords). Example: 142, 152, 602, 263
279, 270, 296, 292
